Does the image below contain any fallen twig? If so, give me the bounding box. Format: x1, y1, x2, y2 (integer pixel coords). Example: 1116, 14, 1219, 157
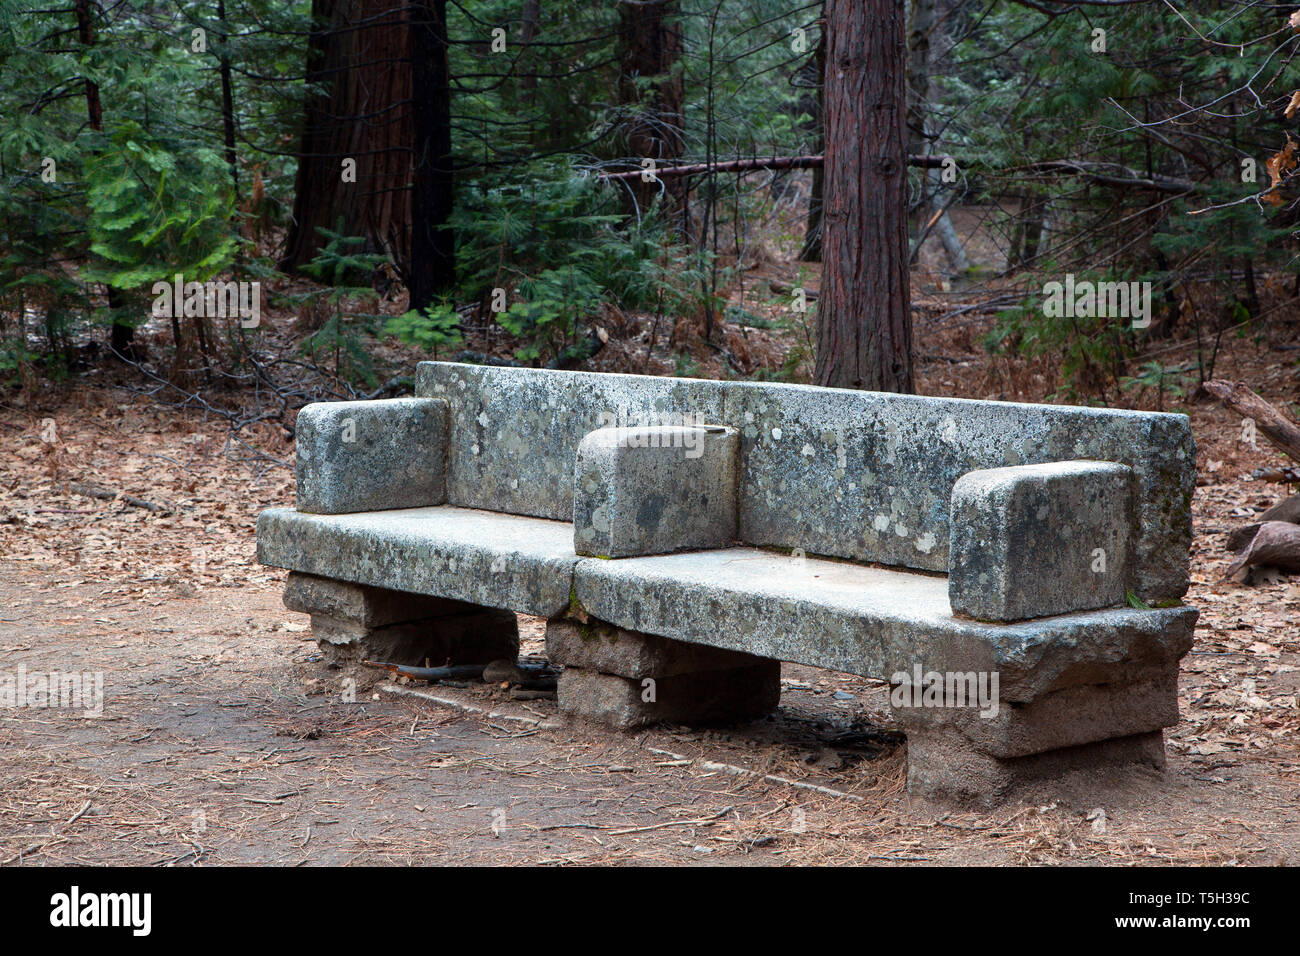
64, 801, 92, 828
68, 481, 174, 513
378, 683, 562, 729
607, 805, 735, 835
648, 747, 864, 803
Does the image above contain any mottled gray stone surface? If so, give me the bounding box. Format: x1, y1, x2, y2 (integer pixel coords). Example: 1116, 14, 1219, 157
573, 425, 738, 557
415, 362, 726, 523
888, 664, 1179, 758
572, 546, 1196, 700
258, 505, 576, 617
949, 461, 1133, 622
295, 398, 448, 514
283, 571, 474, 626
260, 506, 1194, 702
720, 382, 1192, 605
556, 662, 781, 730
546, 618, 773, 679
415, 362, 1193, 603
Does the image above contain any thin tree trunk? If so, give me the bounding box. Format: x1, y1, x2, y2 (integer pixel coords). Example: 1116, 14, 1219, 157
816, 0, 913, 392
217, 0, 238, 193
75, 0, 133, 356
616, 0, 685, 223
798, 22, 825, 263
519, 0, 540, 92
925, 175, 969, 273
906, 0, 967, 274
408, 0, 455, 310
904, 0, 932, 164
1243, 258, 1261, 319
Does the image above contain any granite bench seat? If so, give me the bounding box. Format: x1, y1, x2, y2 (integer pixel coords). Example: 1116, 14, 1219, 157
571, 547, 1195, 699
259, 504, 1194, 698
256, 361, 1199, 805
257, 505, 577, 618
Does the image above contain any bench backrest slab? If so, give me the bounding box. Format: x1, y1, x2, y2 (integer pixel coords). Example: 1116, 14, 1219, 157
415, 362, 1194, 602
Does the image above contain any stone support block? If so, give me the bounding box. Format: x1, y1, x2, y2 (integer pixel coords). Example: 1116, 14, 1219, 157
284, 572, 518, 666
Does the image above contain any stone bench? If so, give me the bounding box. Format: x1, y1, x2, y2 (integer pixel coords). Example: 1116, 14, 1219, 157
257, 362, 1198, 805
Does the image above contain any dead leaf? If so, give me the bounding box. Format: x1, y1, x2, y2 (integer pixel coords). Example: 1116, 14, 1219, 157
1263, 135, 1298, 204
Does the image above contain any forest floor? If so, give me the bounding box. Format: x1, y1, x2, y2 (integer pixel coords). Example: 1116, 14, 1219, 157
1, 209, 1298, 865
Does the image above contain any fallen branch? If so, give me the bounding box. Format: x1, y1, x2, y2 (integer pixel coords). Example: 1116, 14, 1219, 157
769, 279, 818, 299
599, 155, 827, 181
1019, 159, 1197, 195
647, 747, 864, 803
597, 154, 1197, 193
606, 805, 734, 836
364, 661, 487, 682
1226, 494, 1300, 552
64, 800, 92, 828
537, 804, 734, 835
1203, 380, 1300, 463
67, 482, 174, 513
1226, 521, 1300, 577
364, 659, 556, 690
377, 683, 563, 729
1252, 465, 1300, 484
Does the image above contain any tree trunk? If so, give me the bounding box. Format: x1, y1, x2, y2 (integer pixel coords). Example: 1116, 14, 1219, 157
408, 0, 455, 310
518, 0, 540, 92
75, 0, 133, 356
798, 22, 825, 263
904, 0, 932, 163
216, 0, 239, 193
616, 0, 685, 222
922, 179, 969, 273
905, 0, 967, 274
280, 0, 414, 276
816, 0, 913, 392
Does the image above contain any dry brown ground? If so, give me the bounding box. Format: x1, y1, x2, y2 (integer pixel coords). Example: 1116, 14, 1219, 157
0, 269, 1297, 866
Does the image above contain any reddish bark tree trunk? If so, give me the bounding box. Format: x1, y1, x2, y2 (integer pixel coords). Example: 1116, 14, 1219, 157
816, 0, 913, 393
280, 0, 414, 275
408, 0, 455, 310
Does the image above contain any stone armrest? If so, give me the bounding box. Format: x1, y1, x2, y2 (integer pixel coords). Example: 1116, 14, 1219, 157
294, 398, 449, 514
948, 460, 1135, 622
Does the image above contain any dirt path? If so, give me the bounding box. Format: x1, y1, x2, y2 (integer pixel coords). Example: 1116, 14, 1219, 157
0, 562, 1295, 866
